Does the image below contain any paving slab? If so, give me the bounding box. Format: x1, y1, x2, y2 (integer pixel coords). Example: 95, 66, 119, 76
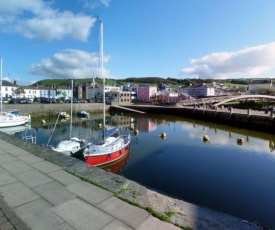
96, 196, 149, 229
59, 223, 76, 230
30, 161, 62, 174
0, 141, 16, 150
17, 154, 44, 164
48, 170, 81, 186
1, 161, 33, 175
14, 170, 53, 188
33, 181, 76, 206
5, 148, 31, 156
14, 198, 64, 230
0, 167, 5, 173
0, 182, 40, 208
67, 181, 113, 205
53, 198, 114, 230
0, 150, 6, 155
0, 155, 17, 165
0, 172, 18, 187
101, 219, 133, 230
137, 215, 180, 230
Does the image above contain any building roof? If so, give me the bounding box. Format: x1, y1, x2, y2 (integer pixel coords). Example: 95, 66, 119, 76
1, 80, 15, 87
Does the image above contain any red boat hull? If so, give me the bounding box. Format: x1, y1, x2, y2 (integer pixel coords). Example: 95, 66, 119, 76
100, 150, 130, 174
84, 143, 130, 167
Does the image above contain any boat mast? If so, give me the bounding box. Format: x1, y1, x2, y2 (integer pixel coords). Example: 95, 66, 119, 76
0, 58, 2, 116
100, 20, 105, 142
70, 79, 73, 139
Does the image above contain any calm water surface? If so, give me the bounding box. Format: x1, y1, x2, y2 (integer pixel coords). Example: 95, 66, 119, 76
18, 114, 275, 229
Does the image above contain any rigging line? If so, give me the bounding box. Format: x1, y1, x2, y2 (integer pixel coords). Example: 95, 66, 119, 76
46, 109, 62, 147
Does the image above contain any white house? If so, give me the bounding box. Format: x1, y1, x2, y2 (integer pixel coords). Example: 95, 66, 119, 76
21, 86, 40, 99
178, 85, 215, 97
0, 80, 17, 98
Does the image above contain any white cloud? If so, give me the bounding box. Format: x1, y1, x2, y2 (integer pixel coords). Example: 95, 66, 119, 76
29, 49, 112, 79
181, 42, 275, 79
0, 0, 96, 41
83, 0, 111, 9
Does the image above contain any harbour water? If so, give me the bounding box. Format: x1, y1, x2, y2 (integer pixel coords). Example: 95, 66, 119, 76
12, 114, 275, 229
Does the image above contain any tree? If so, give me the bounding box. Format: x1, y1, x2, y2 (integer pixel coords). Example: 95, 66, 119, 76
250, 86, 275, 96
62, 92, 67, 98
56, 90, 61, 98
12, 87, 25, 97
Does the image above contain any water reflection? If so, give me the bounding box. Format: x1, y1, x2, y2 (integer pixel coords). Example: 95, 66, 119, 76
25, 114, 275, 228
99, 150, 130, 174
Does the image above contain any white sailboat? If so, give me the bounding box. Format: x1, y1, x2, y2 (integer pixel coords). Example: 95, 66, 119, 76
0, 58, 30, 128
76, 20, 131, 166
50, 80, 89, 156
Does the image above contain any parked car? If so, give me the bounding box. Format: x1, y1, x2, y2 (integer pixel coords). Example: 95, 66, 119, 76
1, 97, 10, 104
18, 98, 27, 104
73, 98, 80, 103
26, 98, 34, 104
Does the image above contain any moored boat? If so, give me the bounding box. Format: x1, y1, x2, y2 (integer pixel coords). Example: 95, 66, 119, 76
0, 59, 30, 128
51, 137, 88, 156
77, 111, 89, 118
82, 131, 130, 166
73, 20, 131, 167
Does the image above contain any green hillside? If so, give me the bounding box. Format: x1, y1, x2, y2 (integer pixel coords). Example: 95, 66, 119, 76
32, 77, 274, 88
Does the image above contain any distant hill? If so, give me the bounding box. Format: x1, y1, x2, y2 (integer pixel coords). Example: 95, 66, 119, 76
31, 77, 271, 88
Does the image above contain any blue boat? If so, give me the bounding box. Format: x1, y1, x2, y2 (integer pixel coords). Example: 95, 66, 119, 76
76, 111, 90, 118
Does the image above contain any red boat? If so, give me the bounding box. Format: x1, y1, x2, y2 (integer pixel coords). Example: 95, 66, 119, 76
83, 132, 130, 166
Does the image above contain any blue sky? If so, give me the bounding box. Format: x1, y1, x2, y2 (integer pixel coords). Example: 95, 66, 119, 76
1, 0, 275, 85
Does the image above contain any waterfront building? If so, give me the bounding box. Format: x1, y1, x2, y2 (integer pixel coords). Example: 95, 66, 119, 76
88, 85, 121, 102
55, 85, 72, 100
0, 80, 17, 98
122, 84, 138, 101
137, 85, 157, 102
158, 83, 172, 91
21, 85, 40, 99
155, 90, 180, 102
247, 79, 272, 94
39, 86, 56, 99
73, 82, 91, 99
178, 84, 215, 97
119, 91, 132, 103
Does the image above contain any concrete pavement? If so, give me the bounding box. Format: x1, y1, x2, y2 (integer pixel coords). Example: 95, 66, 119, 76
0, 138, 182, 230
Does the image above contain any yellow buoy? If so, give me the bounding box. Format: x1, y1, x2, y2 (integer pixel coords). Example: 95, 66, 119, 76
98, 123, 102, 128
130, 125, 135, 130
203, 135, 210, 142
134, 129, 139, 136
160, 132, 166, 139
41, 119, 46, 125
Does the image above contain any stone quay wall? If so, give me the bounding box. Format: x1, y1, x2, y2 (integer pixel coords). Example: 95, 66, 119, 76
117, 104, 275, 134
2, 103, 110, 118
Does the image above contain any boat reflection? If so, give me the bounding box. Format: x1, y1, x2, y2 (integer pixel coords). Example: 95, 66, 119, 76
99, 149, 130, 174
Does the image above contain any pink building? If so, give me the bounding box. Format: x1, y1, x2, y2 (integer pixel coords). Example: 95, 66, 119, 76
137, 85, 157, 102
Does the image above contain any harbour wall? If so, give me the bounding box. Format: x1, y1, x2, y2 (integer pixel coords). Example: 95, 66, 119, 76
2, 103, 110, 118
112, 104, 275, 134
